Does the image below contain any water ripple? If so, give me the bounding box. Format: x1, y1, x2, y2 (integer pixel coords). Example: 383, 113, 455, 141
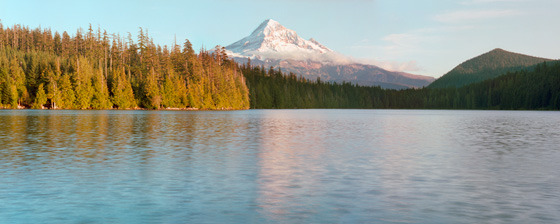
0, 109, 559, 223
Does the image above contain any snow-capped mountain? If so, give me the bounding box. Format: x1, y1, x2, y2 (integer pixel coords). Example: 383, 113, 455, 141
225, 19, 435, 89
226, 19, 333, 61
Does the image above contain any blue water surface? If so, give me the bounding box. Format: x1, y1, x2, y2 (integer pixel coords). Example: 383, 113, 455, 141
1, 109, 559, 223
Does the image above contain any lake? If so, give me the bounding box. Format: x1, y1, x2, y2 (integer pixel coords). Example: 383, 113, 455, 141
1, 109, 559, 223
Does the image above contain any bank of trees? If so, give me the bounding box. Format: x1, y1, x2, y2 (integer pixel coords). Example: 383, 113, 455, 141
0, 23, 249, 109
242, 64, 381, 108
1, 23, 557, 111
242, 61, 560, 110
432, 62, 560, 110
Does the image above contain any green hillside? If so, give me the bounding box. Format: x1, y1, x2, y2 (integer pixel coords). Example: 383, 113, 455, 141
428, 48, 553, 89
242, 60, 560, 110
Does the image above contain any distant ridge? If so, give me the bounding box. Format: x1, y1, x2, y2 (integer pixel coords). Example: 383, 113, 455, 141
428, 48, 553, 88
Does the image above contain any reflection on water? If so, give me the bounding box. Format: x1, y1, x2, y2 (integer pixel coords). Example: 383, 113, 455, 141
0, 109, 559, 223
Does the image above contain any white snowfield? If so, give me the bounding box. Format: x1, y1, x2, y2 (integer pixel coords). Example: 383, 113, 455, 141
226, 19, 342, 62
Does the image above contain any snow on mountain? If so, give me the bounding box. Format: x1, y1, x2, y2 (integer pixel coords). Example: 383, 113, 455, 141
225, 19, 435, 89
226, 19, 343, 62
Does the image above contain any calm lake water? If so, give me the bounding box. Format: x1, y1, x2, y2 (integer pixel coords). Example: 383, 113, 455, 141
0, 109, 559, 223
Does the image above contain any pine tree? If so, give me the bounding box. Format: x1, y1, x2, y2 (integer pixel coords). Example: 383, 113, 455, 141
110, 68, 136, 109
58, 74, 75, 109
162, 70, 181, 108
73, 57, 94, 109
32, 83, 47, 109
91, 67, 112, 109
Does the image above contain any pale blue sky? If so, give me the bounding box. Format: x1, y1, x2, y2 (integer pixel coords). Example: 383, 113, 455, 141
1, 0, 559, 77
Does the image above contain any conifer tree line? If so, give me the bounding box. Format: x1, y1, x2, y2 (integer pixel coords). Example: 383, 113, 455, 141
242, 61, 560, 110
1, 22, 558, 111
0, 23, 249, 109
241, 63, 386, 108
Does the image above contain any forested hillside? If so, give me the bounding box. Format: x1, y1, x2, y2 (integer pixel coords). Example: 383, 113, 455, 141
428, 48, 552, 89
243, 61, 560, 110
435, 61, 560, 110
0, 23, 249, 109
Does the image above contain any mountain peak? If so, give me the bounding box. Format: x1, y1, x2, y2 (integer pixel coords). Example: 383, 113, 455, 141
262, 19, 278, 25
263, 19, 280, 27
225, 19, 332, 60
487, 48, 513, 55
251, 19, 286, 37
224, 19, 434, 89
428, 48, 553, 88
479, 48, 550, 62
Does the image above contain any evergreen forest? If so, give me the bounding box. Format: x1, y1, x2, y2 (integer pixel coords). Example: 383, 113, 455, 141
243, 61, 560, 110
0, 23, 249, 110
1, 23, 559, 111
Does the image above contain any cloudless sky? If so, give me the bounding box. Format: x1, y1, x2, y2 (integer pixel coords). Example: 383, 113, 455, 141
1, 0, 559, 77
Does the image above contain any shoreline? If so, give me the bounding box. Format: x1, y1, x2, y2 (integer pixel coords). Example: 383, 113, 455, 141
0, 107, 250, 111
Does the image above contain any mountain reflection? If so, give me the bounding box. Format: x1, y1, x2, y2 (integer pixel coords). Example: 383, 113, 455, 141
253, 111, 347, 221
